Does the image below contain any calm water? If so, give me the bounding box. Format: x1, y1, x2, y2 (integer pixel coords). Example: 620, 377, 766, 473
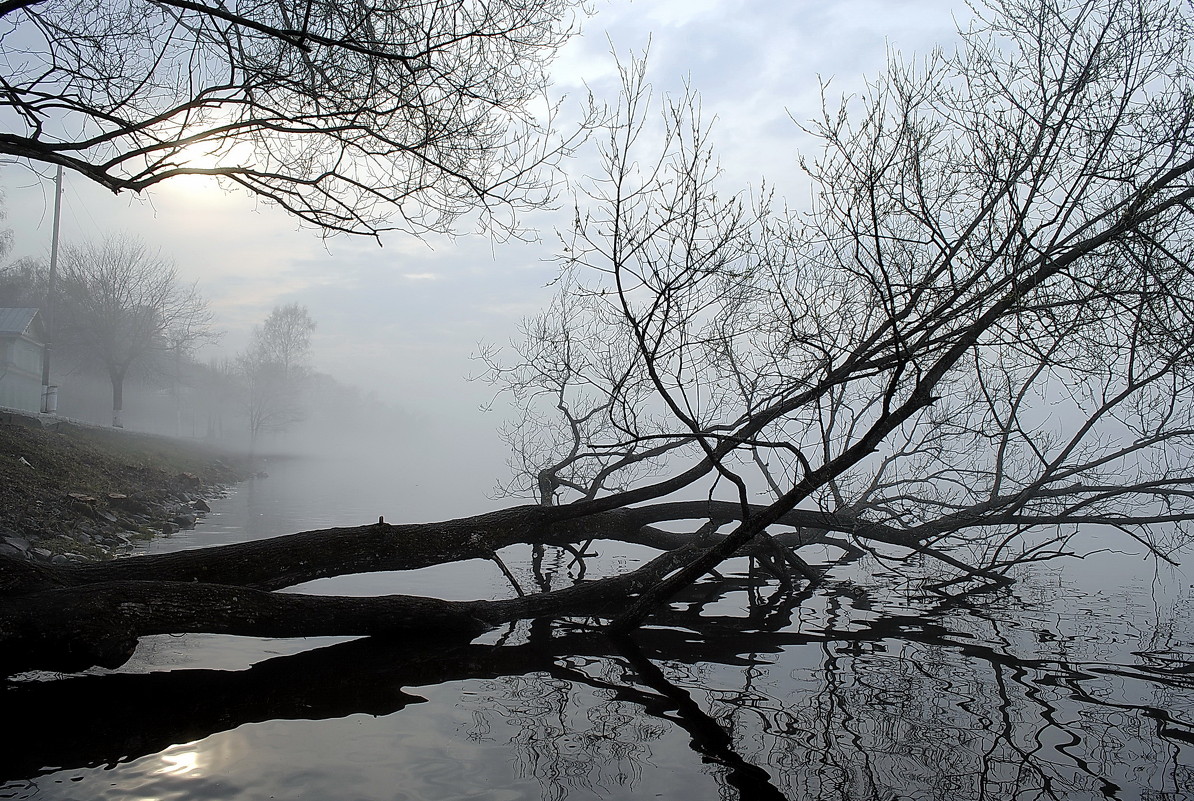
2, 455, 1192, 800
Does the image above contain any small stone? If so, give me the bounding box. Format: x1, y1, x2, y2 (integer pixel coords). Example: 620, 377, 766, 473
1, 534, 31, 552
172, 513, 198, 529
70, 501, 97, 518
109, 494, 150, 515
0, 543, 26, 559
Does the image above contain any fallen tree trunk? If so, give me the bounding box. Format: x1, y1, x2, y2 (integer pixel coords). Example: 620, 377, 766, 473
0, 534, 704, 675
0, 498, 958, 676
7, 501, 865, 595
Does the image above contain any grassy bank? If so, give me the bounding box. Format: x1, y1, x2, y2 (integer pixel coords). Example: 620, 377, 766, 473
0, 418, 248, 561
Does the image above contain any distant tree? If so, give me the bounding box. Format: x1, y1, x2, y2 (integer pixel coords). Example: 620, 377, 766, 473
161, 298, 221, 436
0, 257, 46, 308
0, 0, 584, 238
0, 191, 40, 306
252, 303, 316, 375
57, 236, 213, 428
0, 189, 13, 264
238, 304, 316, 452
188, 357, 242, 442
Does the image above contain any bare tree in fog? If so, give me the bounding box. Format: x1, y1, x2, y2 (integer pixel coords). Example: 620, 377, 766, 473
56, 236, 213, 428
0, 194, 44, 306
162, 300, 221, 436
0, 0, 585, 237
0, 255, 45, 307
250, 303, 316, 375
486, 0, 1194, 625
237, 303, 316, 454
0, 189, 13, 263
5, 0, 1194, 679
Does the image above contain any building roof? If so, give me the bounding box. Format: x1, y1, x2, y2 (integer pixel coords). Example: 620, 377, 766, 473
0, 308, 43, 338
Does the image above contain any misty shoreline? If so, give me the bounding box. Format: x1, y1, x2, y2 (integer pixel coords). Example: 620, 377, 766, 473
0, 412, 250, 563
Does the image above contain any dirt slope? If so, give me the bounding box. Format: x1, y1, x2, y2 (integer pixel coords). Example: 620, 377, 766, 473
0, 418, 246, 560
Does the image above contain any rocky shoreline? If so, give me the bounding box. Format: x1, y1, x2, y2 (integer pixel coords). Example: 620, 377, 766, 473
0, 417, 249, 564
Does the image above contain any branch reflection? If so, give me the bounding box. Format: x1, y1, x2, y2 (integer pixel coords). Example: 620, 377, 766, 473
2, 563, 1190, 801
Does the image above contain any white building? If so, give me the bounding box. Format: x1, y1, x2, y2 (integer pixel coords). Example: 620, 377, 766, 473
0, 308, 46, 413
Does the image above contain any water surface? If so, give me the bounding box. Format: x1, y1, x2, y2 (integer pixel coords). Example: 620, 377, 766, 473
2, 455, 1191, 800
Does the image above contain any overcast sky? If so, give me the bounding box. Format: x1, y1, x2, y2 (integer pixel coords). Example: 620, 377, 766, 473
0, 0, 967, 424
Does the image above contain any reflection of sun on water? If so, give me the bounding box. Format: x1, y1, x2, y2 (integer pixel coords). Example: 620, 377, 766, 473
155, 744, 204, 777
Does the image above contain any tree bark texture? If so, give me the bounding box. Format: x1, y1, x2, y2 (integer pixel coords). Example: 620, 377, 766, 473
0, 503, 754, 674
0, 496, 946, 675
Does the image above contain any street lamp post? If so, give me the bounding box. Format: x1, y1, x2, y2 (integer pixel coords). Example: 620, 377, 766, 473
40, 164, 61, 414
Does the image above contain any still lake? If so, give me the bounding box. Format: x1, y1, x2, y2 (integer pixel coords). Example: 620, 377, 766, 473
2, 452, 1192, 800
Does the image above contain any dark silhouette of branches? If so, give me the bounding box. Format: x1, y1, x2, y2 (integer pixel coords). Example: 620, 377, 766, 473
482, 0, 1194, 627
0, 0, 585, 237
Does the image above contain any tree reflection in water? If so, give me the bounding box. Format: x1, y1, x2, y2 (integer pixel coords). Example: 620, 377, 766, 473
2, 551, 1190, 800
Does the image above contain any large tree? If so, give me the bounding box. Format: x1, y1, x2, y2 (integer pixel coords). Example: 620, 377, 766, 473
56, 236, 214, 428
4, 0, 1194, 676
0, 0, 582, 237
487, 0, 1194, 624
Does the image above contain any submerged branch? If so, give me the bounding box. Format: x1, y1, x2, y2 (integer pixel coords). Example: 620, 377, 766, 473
0, 539, 701, 675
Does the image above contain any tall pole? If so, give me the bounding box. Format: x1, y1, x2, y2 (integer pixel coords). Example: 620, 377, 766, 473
40, 164, 62, 412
